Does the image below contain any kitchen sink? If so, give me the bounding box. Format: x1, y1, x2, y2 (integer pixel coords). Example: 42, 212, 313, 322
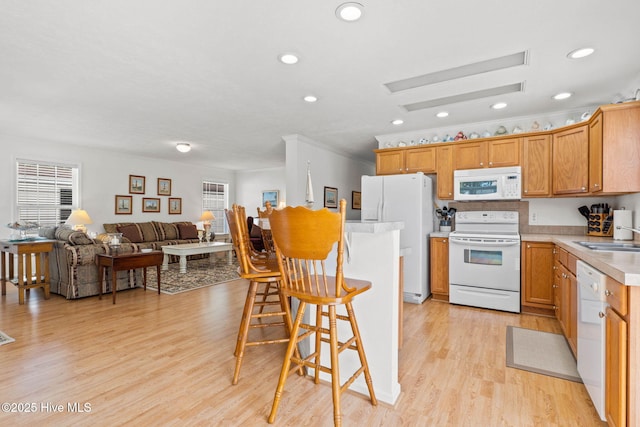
575, 241, 640, 253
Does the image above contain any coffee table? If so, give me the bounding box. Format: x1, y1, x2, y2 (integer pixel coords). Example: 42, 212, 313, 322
161, 242, 233, 273
96, 251, 164, 304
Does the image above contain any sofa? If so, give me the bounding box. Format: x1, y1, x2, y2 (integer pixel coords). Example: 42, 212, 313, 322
46, 221, 207, 299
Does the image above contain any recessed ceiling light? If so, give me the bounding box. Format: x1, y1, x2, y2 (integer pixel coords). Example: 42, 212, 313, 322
567, 47, 595, 59
491, 102, 508, 110
553, 92, 572, 100
336, 2, 364, 22
278, 53, 299, 65
436, 111, 449, 118
176, 142, 191, 153
303, 95, 318, 103
391, 119, 404, 125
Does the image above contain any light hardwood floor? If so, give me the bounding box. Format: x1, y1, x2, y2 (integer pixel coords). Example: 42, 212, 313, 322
0, 279, 606, 426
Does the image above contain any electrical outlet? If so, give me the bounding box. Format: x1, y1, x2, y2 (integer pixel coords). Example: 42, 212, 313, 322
531, 212, 538, 224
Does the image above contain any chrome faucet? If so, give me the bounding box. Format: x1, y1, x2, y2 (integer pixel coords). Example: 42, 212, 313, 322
616, 225, 640, 234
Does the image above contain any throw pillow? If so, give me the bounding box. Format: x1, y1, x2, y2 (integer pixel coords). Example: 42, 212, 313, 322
177, 223, 198, 239
161, 222, 179, 240
117, 224, 143, 243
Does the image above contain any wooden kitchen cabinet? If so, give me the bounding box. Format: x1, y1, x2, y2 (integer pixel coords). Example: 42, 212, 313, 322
605, 275, 629, 427
522, 134, 552, 197
521, 241, 555, 315
436, 145, 454, 200
430, 237, 449, 300
375, 147, 436, 175
553, 246, 577, 356
552, 124, 589, 195
453, 137, 521, 170
605, 305, 627, 427
589, 102, 640, 194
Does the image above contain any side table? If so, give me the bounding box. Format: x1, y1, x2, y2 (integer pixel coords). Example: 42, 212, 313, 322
1, 239, 55, 305
96, 251, 164, 304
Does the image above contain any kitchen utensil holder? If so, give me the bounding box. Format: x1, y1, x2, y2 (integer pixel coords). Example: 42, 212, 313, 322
587, 213, 613, 237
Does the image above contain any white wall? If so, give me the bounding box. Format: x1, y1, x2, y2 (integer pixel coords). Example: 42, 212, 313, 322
617, 192, 640, 230
283, 134, 375, 220
235, 167, 286, 217
2, 140, 236, 239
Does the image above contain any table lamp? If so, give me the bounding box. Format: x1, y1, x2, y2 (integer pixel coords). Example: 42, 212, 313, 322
199, 211, 215, 242
66, 209, 93, 233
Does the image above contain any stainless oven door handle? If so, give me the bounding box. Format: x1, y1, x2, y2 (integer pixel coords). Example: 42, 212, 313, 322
449, 237, 520, 247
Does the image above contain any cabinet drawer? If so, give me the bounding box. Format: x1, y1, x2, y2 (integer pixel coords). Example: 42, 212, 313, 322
567, 253, 578, 276
605, 276, 628, 316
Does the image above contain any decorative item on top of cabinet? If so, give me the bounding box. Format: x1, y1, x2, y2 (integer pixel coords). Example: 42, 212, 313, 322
430, 237, 449, 300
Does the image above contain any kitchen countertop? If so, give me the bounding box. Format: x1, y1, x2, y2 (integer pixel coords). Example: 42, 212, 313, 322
430, 231, 450, 238
521, 234, 640, 286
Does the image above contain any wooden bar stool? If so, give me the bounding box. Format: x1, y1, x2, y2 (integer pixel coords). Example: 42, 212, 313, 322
225, 205, 296, 385
267, 199, 377, 426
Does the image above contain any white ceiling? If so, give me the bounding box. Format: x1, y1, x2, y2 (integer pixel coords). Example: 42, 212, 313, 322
2, 1, 639, 170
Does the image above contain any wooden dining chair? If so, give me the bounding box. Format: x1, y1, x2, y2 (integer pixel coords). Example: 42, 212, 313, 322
267, 199, 377, 426
225, 204, 294, 385
256, 201, 275, 255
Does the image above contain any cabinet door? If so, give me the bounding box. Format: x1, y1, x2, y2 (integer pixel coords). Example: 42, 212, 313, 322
568, 271, 577, 356
521, 242, 554, 308
453, 142, 486, 169
605, 306, 627, 427
552, 125, 589, 195
430, 237, 449, 296
599, 103, 640, 193
522, 135, 551, 197
589, 112, 603, 193
405, 147, 437, 173
488, 138, 520, 167
376, 150, 404, 175
436, 146, 454, 200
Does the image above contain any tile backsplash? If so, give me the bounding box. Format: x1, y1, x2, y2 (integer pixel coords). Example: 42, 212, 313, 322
448, 200, 585, 235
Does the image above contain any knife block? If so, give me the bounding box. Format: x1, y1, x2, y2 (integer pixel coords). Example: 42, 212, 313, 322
587, 213, 613, 236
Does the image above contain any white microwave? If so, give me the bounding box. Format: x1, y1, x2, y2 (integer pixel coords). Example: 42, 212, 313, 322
453, 166, 521, 201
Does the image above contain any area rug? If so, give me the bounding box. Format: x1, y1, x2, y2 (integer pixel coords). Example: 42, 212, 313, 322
506, 326, 582, 383
145, 257, 242, 295
0, 331, 16, 346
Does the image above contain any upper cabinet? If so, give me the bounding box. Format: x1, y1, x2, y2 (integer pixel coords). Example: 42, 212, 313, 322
373, 101, 640, 198
552, 124, 589, 195
375, 146, 436, 175
589, 103, 640, 194
522, 134, 552, 197
453, 138, 520, 170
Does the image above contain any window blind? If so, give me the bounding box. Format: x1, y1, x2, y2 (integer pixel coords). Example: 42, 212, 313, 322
16, 160, 77, 226
202, 180, 228, 234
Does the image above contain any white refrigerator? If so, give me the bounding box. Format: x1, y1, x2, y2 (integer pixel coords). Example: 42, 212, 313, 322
361, 172, 433, 303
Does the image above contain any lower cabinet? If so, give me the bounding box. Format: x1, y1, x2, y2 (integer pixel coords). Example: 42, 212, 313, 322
430, 237, 449, 300
605, 306, 627, 427
521, 241, 555, 315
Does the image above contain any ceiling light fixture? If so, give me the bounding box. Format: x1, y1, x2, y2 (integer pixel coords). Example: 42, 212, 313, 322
436, 111, 449, 118
278, 53, 299, 65
176, 142, 191, 153
553, 92, 572, 100
391, 119, 404, 125
336, 2, 364, 22
567, 47, 595, 59
491, 102, 508, 110
303, 95, 318, 103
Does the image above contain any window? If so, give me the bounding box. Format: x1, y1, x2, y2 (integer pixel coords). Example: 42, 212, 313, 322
16, 159, 78, 227
202, 180, 228, 234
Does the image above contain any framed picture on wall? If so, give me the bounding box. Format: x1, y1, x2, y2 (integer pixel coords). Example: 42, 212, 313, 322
115, 195, 133, 215
157, 178, 172, 196
142, 197, 160, 212
129, 175, 145, 194
168, 197, 182, 214
324, 186, 338, 208
352, 191, 361, 210
262, 190, 279, 207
